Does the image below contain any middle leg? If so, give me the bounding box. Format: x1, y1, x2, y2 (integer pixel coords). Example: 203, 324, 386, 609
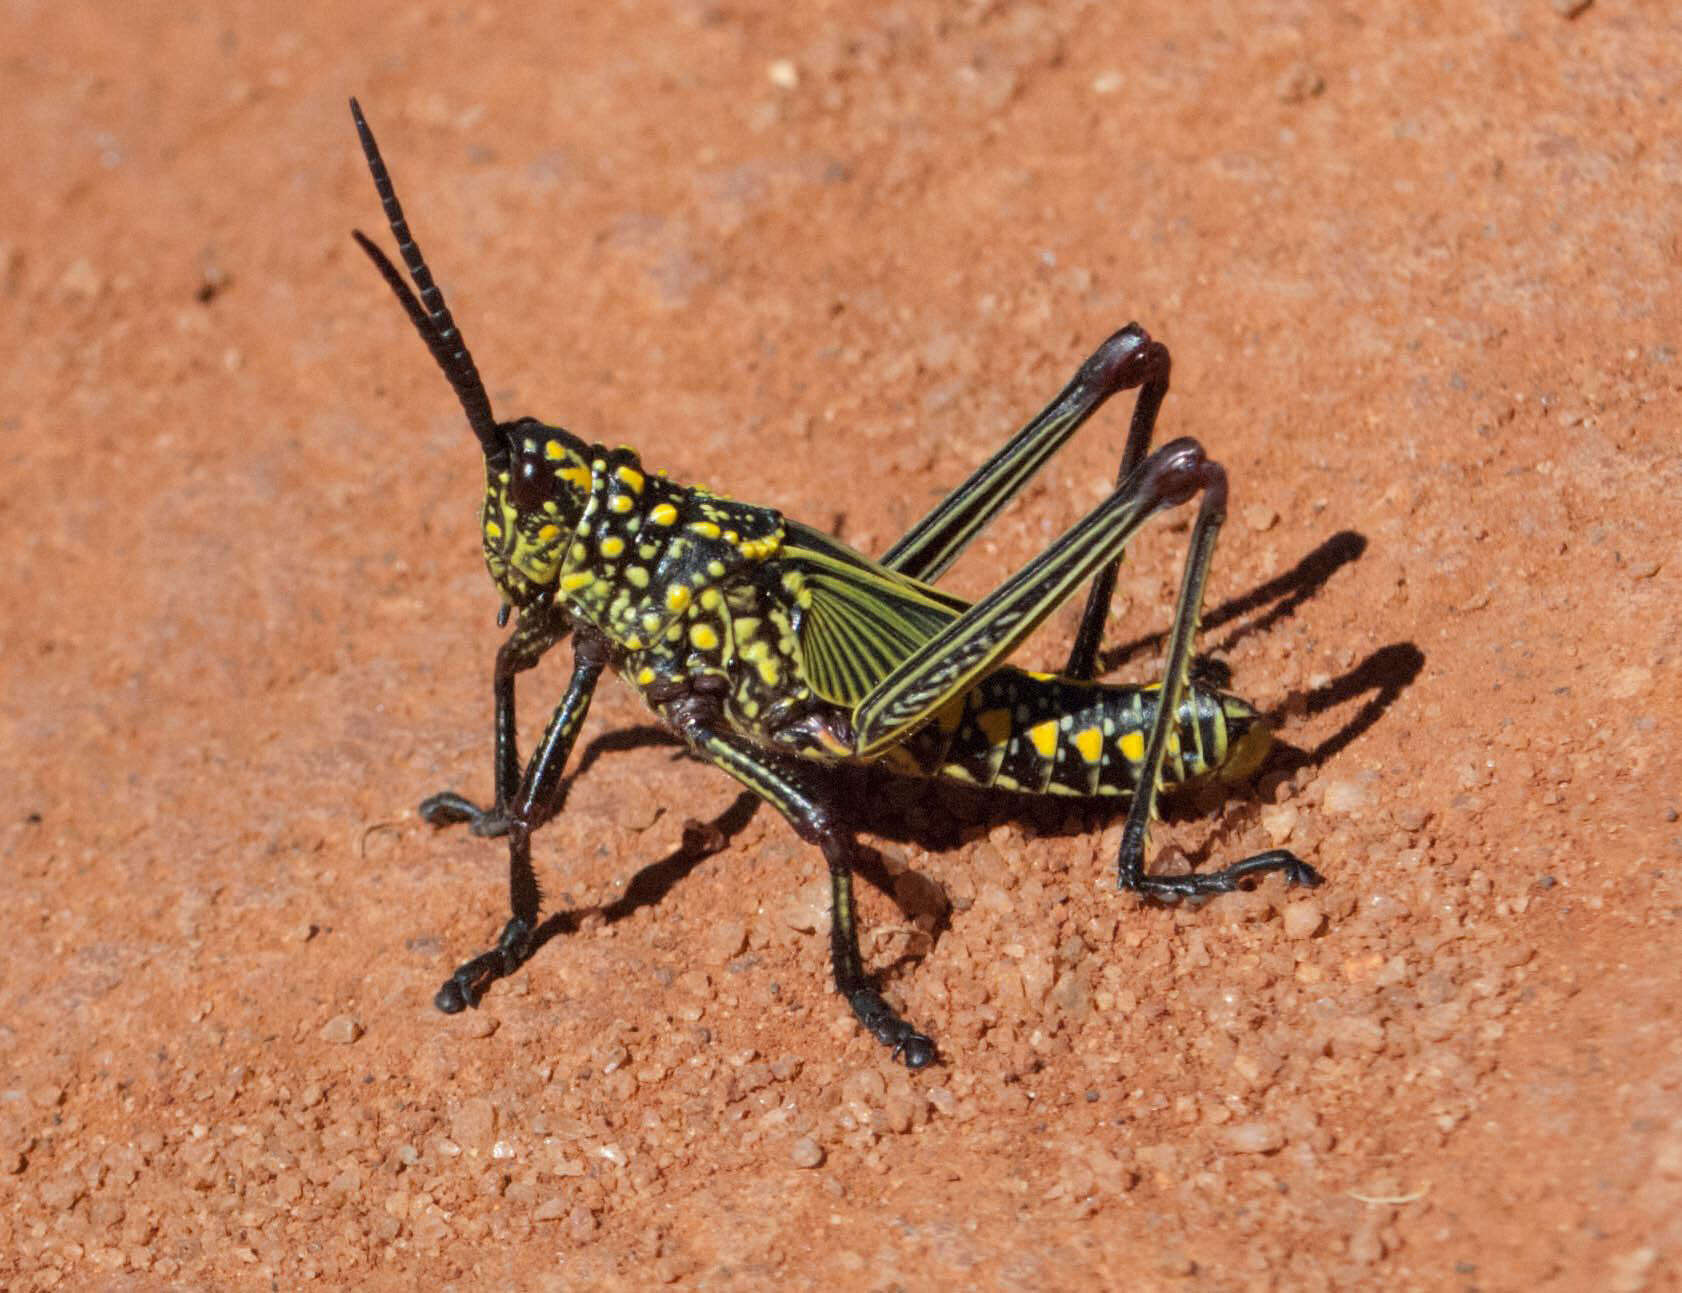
673, 717, 938, 1068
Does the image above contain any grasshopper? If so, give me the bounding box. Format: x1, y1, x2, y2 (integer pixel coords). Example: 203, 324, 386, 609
349, 100, 1320, 1067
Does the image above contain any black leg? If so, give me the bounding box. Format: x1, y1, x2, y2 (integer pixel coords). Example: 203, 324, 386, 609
1064, 357, 1169, 680
419, 606, 571, 837
676, 719, 937, 1068
826, 845, 937, 1068
434, 636, 603, 1013
1110, 452, 1322, 898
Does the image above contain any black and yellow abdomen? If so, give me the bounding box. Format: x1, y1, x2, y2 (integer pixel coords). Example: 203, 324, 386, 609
877, 667, 1271, 798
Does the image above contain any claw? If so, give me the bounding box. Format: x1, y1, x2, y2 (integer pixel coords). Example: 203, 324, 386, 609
893, 1032, 938, 1069
1286, 860, 1326, 888
435, 977, 475, 1013
418, 791, 512, 836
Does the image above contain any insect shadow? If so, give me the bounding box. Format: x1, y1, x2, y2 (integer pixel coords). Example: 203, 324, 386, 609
510, 527, 1416, 975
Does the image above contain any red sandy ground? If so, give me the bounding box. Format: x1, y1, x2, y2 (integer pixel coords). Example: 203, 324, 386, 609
3, 2, 1680, 1288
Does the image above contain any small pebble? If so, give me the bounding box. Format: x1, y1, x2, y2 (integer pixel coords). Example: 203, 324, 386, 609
319, 1015, 362, 1045
706, 919, 748, 964
1276, 62, 1326, 103
568, 1204, 598, 1242
30, 1085, 65, 1109
1282, 898, 1324, 940
1322, 778, 1373, 815
1243, 503, 1280, 532
1608, 667, 1652, 699
451, 1096, 498, 1153
782, 879, 830, 934
789, 1136, 824, 1168
1223, 1121, 1285, 1154
1260, 803, 1298, 846
611, 796, 663, 832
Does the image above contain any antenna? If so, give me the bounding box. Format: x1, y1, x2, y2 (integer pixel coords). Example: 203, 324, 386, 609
349, 98, 505, 466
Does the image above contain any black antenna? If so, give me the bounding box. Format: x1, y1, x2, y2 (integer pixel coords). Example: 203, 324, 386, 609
349, 97, 505, 466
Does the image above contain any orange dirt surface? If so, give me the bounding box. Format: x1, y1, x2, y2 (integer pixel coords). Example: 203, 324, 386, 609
4, 3, 1680, 1289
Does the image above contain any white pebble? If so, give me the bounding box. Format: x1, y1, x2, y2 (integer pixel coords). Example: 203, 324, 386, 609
319, 1015, 362, 1045
1282, 898, 1324, 940
1322, 778, 1373, 814
1223, 1121, 1285, 1154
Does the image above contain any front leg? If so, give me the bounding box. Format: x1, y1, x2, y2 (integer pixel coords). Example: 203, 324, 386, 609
434, 630, 606, 1013
672, 712, 937, 1069
420, 605, 571, 837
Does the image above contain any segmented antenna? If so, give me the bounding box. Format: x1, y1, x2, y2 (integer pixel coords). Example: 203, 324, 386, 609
349, 97, 505, 465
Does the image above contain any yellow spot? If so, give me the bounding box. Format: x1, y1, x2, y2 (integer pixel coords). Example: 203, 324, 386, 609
700, 588, 722, 610
616, 465, 645, 493
666, 585, 691, 612
724, 530, 739, 543
626, 567, 649, 588
600, 536, 625, 559
560, 572, 594, 592
544, 440, 566, 460
690, 624, 719, 651
624, 635, 644, 650
650, 503, 678, 526
570, 543, 587, 563
609, 495, 634, 514
707, 560, 726, 578
1074, 728, 1103, 764
484, 520, 502, 539
1026, 670, 1057, 682
537, 523, 560, 542
690, 521, 721, 539
1028, 719, 1059, 758
641, 612, 662, 634
636, 667, 656, 686
1119, 730, 1146, 762
755, 656, 781, 687
976, 709, 1012, 749
558, 465, 591, 490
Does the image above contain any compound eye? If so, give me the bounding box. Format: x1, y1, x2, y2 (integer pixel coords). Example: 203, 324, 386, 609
507, 456, 549, 511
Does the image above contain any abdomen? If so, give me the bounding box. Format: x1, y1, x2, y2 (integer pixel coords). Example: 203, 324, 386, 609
877, 667, 1241, 798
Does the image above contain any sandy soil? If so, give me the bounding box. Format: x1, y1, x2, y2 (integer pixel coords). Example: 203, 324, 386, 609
4, 2, 1681, 1288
